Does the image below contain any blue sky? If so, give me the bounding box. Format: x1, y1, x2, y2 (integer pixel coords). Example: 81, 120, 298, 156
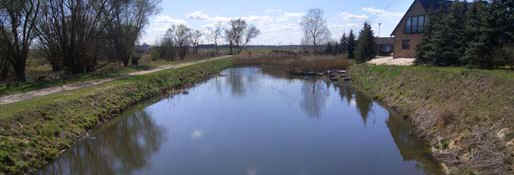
141, 0, 414, 45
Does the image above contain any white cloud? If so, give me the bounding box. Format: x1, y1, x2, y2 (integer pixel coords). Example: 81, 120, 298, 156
360, 7, 403, 37
192, 129, 204, 139
284, 12, 304, 18
187, 11, 210, 20
186, 10, 305, 45
140, 15, 188, 44
141, 7, 403, 45
339, 12, 368, 21
362, 7, 402, 18
153, 15, 187, 25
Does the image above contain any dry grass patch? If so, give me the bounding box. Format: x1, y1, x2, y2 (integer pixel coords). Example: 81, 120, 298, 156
350, 64, 514, 175
233, 52, 351, 75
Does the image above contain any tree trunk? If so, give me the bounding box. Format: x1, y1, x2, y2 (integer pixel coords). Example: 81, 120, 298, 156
14, 61, 26, 82
215, 43, 218, 55
229, 41, 233, 55
0, 66, 8, 81
122, 57, 130, 67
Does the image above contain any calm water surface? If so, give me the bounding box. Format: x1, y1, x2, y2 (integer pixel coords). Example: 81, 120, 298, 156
41, 67, 442, 175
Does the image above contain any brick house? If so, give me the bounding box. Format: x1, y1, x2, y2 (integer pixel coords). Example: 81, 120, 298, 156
391, 0, 446, 58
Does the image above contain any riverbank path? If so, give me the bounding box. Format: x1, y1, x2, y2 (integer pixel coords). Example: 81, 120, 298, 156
0, 55, 232, 105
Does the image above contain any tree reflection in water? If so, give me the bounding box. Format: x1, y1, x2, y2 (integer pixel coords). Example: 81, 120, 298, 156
40, 111, 165, 175
386, 113, 445, 175
300, 79, 329, 119
338, 82, 354, 106
355, 91, 373, 125
338, 83, 374, 125
226, 68, 246, 97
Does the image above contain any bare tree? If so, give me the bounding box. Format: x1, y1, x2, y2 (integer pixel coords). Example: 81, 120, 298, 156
158, 28, 176, 60
36, 0, 161, 74
300, 9, 331, 53
104, 0, 160, 66
207, 22, 223, 55
225, 19, 245, 55
37, 0, 109, 74
0, 35, 10, 80
0, 0, 41, 81
224, 19, 260, 55
191, 30, 202, 55
168, 24, 191, 59
242, 25, 260, 50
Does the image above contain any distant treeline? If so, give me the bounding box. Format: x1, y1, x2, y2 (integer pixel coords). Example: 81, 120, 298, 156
416, 0, 514, 69
0, 0, 160, 82
152, 19, 260, 61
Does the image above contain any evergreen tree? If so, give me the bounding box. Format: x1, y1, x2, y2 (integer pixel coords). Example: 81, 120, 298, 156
356, 22, 377, 63
417, 0, 513, 68
348, 30, 356, 59
340, 33, 347, 55
325, 42, 333, 55
333, 42, 340, 55
462, 0, 491, 67
428, 1, 467, 66
416, 11, 438, 64
489, 0, 514, 68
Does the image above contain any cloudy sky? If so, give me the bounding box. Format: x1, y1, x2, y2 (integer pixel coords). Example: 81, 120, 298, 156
140, 0, 413, 45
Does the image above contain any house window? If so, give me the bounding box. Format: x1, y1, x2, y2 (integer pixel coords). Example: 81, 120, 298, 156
405, 15, 426, 34
412, 17, 418, 33
405, 17, 412, 33
418, 16, 425, 33
402, 40, 410, 50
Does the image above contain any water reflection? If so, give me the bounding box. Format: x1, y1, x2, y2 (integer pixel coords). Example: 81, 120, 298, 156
337, 83, 374, 125
355, 91, 374, 125
40, 111, 165, 175
387, 114, 444, 175
226, 69, 246, 96
299, 79, 329, 118
40, 67, 442, 175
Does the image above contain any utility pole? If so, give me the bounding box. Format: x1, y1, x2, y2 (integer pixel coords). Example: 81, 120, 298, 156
378, 23, 382, 37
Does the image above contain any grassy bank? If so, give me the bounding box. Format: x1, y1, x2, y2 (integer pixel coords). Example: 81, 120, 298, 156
0, 58, 232, 174
350, 64, 514, 175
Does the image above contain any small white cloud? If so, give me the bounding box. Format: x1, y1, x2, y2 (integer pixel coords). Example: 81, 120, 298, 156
153, 15, 187, 25
361, 7, 403, 36
264, 9, 283, 14
205, 16, 233, 23
362, 7, 402, 18
339, 12, 369, 21
241, 15, 273, 23
192, 129, 204, 139
187, 11, 210, 20
284, 12, 304, 18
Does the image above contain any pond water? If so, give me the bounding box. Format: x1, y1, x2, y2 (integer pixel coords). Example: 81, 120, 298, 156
40, 67, 442, 175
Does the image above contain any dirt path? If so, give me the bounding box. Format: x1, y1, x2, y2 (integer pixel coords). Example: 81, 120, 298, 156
367, 56, 415, 66
0, 55, 231, 105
